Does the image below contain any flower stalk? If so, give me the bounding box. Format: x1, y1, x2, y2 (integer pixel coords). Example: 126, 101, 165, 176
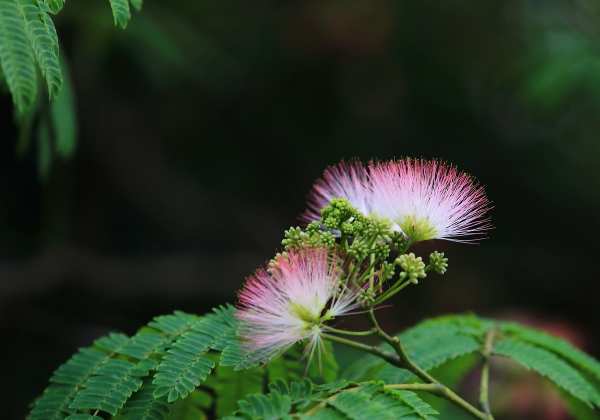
479, 329, 496, 419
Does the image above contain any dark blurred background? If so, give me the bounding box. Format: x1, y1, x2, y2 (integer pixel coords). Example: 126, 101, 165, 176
2, 1, 600, 419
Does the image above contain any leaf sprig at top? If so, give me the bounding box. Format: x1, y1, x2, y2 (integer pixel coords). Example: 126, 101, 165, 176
0, 0, 143, 117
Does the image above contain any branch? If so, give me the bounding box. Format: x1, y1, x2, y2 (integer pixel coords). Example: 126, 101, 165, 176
320, 333, 403, 368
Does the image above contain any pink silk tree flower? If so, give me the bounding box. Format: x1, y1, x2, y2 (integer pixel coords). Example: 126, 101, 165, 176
236, 248, 359, 365
304, 159, 491, 243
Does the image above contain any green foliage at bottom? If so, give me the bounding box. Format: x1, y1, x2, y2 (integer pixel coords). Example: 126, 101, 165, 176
28, 309, 600, 419
226, 381, 438, 419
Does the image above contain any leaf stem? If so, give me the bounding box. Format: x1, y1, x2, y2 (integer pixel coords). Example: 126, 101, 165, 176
479, 329, 496, 419
373, 279, 413, 305
320, 333, 402, 368
322, 326, 377, 336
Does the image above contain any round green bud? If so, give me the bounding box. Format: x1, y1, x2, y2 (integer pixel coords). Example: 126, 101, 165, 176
395, 253, 427, 284
428, 251, 448, 275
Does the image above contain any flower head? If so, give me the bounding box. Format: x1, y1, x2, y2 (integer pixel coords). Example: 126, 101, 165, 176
236, 248, 359, 364
304, 159, 491, 243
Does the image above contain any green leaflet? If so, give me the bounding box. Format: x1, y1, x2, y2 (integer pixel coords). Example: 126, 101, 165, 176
387, 389, 439, 420
148, 311, 200, 337
28, 386, 77, 420
329, 384, 415, 420
0, 0, 38, 116
494, 338, 600, 408
236, 392, 293, 419
68, 359, 156, 415
118, 331, 170, 360
20, 0, 62, 99
115, 382, 170, 420
108, 0, 131, 29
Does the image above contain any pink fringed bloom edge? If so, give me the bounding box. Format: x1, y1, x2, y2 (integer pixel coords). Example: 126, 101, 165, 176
303, 159, 492, 243
236, 248, 359, 364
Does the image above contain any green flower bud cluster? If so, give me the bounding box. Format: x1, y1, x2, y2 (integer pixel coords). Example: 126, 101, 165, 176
321, 198, 366, 235
363, 217, 393, 239
395, 253, 427, 284
357, 287, 376, 306
282, 226, 335, 250
373, 242, 391, 260
347, 238, 370, 261
379, 262, 396, 282
280, 199, 450, 305
428, 251, 448, 275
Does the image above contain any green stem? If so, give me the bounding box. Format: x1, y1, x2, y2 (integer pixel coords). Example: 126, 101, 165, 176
322, 326, 377, 336
321, 333, 402, 368
385, 383, 443, 392
367, 309, 435, 383
479, 329, 496, 419
373, 279, 413, 305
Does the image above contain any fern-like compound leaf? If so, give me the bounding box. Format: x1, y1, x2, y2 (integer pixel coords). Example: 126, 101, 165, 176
28, 386, 77, 420
108, 0, 131, 29
0, 0, 38, 116
328, 383, 414, 420
152, 311, 230, 402
386, 389, 439, 419
148, 311, 200, 337
68, 358, 155, 415
494, 337, 600, 407
501, 322, 600, 383
19, 0, 62, 99
118, 331, 169, 359
116, 382, 170, 420
237, 392, 294, 419
227, 380, 438, 420
28, 333, 130, 420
